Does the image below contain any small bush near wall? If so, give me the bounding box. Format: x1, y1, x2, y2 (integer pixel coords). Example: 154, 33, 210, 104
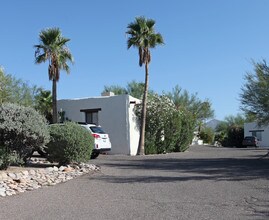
199, 127, 215, 145
47, 122, 93, 165
0, 103, 50, 164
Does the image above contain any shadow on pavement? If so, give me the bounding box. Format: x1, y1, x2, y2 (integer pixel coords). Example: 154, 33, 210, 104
90, 147, 269, 219
93, 156, 269, 183
89, 147, 269, 219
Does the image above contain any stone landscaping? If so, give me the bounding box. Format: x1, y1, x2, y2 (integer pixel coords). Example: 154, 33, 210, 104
0, 158, 100, 197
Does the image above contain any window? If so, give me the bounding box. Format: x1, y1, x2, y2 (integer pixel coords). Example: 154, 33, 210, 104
90, 126, 106, 134
250, 130, 263, 141
80, 108, 101, 125
86, 112, 98, 124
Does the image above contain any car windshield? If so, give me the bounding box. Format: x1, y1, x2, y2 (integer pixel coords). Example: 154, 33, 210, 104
90, 126, 106, 134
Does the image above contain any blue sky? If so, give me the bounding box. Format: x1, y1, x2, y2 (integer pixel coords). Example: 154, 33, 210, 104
1, 0, 269, 120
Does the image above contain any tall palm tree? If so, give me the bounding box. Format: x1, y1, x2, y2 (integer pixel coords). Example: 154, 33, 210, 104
34, 27, 74, 123
126, 16, 164, 155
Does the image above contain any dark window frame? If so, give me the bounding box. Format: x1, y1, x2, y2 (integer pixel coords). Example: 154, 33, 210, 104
80, 108, 101, 124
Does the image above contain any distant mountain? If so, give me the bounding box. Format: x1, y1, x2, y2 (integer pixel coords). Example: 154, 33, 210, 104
205, 119, 223, 131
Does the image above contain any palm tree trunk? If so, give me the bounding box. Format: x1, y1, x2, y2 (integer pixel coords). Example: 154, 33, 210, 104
52, 78, 57, 123
137, 62, 149, 155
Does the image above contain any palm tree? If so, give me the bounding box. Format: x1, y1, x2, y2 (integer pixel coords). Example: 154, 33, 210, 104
126, 16, 164, 155
35, 89, 53, 123
34, 27, 74, 123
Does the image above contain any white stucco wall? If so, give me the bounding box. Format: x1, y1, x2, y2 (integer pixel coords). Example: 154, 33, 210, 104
127, 96, 141, 156
244, 122, 269, 148
57, 94, 140, 155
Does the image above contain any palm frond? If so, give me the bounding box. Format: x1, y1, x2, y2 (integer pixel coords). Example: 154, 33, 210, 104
126, 16, 164, 66
146, 19, 155, 29
35, 53, 47, 64
34, 27, 74, 80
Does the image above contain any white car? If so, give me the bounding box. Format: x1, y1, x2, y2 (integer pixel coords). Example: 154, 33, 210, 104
79, 123, 112, 159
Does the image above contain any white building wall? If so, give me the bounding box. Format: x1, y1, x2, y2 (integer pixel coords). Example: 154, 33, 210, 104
244, 122, 269, 148
127, 96, 141, 156
57, 94, 140, 155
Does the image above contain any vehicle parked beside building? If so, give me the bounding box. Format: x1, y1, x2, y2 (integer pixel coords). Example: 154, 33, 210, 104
242, 136, 259, 148
79, 122, 111, 159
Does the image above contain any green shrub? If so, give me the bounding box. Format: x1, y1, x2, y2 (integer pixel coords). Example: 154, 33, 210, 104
0, 103, 50, 162
0, 146, 12, 170
214, 132, 226, 146
136, 94, 180, 154
135, 94, 196, 154
199, 127, 215, 144
144, 132, 158, 155
226, 126, 244, 147
175, 110, 196, 152
165, 111, 182, 152
215, 126, 244, 147
47, 122, 93, 165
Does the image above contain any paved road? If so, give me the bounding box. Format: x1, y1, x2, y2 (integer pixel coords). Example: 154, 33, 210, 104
0, 145, 268, 220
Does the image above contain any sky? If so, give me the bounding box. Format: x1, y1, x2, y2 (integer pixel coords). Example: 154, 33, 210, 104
1, 0, 269, 120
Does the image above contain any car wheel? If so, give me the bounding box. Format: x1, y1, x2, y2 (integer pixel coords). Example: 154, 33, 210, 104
91, 152, 100, 159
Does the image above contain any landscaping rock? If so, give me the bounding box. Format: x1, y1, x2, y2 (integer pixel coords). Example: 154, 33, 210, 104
0, 160, 99, 197
63, 167, 73, 172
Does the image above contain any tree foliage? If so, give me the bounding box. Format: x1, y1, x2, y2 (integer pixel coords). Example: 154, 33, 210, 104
0, 67, 40, 106
166, 85, 214, 122
103, 85, 127, 95
126, 80, 147, 99
240, 60, 269, 125
34, 89, 53, 123
103, 80, 154, 99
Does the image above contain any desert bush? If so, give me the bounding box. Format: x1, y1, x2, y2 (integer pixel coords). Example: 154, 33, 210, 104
135, 94, 195, 154
174, 109, 196, 152
226, 126, 244, 147
47, 122, 93, 165
199, 127, 215, 144
0, 146, 23, 170
0, 103, 50, 163
214, 131, 226, 146
136, 94, 179, 154
215, 123, 244, 148
0, 146, 12, 170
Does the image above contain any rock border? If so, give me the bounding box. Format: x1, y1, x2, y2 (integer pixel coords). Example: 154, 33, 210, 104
0, 160, 100, 197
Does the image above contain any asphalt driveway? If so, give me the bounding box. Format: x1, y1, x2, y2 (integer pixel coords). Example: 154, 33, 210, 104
0, 145, 268, 220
